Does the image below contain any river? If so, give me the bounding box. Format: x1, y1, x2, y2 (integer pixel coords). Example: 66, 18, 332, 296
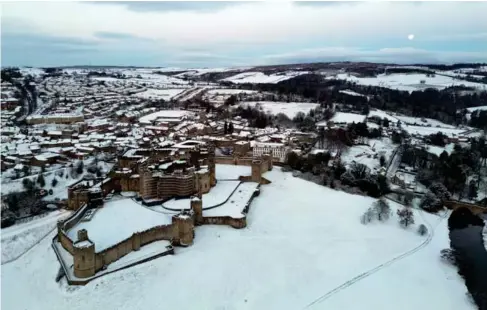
449, 209, 487, 310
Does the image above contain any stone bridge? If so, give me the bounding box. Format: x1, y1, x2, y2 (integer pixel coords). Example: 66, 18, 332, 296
444, 200, 487, 215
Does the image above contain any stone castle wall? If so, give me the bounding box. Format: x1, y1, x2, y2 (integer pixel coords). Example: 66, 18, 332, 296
57, 211, 193, 281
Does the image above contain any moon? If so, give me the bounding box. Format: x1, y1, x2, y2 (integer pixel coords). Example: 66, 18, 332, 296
408, 34, 415, 40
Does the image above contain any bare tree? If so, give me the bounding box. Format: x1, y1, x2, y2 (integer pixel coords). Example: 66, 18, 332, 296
360, 207, 375, 224
373, 198, 391, 221
440, 248, 456, 265
397, 207, 415, 227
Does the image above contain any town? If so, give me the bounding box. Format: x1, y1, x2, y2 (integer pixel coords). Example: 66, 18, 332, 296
2, 62, 487, 307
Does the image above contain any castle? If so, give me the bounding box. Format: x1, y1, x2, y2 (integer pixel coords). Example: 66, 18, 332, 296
55, 141, 273, 284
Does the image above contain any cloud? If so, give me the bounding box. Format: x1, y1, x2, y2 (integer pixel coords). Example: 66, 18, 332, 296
292, 1, 357, 8
1, 1, 486, 67
94, 31, 141, 40
88, 1, 250, 12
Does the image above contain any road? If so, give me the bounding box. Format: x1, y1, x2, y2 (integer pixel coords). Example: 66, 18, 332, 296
386, 144, 403, 178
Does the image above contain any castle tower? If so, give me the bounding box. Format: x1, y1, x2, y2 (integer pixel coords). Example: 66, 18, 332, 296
56, 219, 64, 242
207, 142, 216, 187
73, 229, 96, 278
263, 153, 273, 171
251, 160, 262, 183
191, 196, 203, 225
172, 214, 194, 246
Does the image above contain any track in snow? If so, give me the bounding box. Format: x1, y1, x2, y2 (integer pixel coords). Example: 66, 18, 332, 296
304, 209, 447, 309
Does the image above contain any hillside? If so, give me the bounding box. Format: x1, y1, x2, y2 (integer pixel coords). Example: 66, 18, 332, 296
0, 168, 472, 310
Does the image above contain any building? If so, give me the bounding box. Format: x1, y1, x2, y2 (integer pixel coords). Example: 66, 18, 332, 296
253, 142, 288, 163
26, 113, 84, 125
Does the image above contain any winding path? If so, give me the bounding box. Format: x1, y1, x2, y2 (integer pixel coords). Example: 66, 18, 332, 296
304, 208, 447, 309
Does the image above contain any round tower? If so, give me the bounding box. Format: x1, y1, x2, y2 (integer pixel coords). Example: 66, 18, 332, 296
73, 229, 96, 278
172, 213, 194, 246
191, 196, 203, 225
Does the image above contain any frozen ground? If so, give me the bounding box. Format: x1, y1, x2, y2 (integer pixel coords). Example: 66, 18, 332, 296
215, 164, 251, 180
161, 180, 240, 210
1, 210, 71, 264
239, 101, 319, 118
329, 73, 487, 92
0, 168, 471, 310
67, 198, 171, 251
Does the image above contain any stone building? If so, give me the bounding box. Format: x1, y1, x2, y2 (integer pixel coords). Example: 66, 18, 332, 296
252, 142, 289, 163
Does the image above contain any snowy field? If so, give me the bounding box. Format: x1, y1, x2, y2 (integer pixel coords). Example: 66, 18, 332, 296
239, 101, 319, 118
222, 71, 308, 84
330, 112, 366, 124
161, 180, 240, 210
425, 143, 455, 157
1, 210, 71, 264
0, 168, 472, 310
133, 88, 186, 100
67, 198, 171, 251
215, 164, 251, 180
329, 73, 487, 92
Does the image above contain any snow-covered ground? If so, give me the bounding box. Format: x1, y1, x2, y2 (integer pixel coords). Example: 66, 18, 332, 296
222, 71, 308, 84
215, 164, 251, 180
1, 210, 71, 264
1, 160, 114, 200
402, 125, 466, 138
66, 198, 171, 251
463, 106, 487, 120
133, 88, 186, 100
425, 143, 455, 157
239, 101, 319, 118
206, 89, 257, 96
204, 182, 259, 218
161, 180, 240, 210
329, 73, 487, 92
0, 168, 472, 310
330, 112, 367, 125
340, 138, 395, 172
466, 106, 487, 113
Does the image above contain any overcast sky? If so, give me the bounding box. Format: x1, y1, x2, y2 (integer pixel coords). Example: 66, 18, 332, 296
1, 1, 487, 68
